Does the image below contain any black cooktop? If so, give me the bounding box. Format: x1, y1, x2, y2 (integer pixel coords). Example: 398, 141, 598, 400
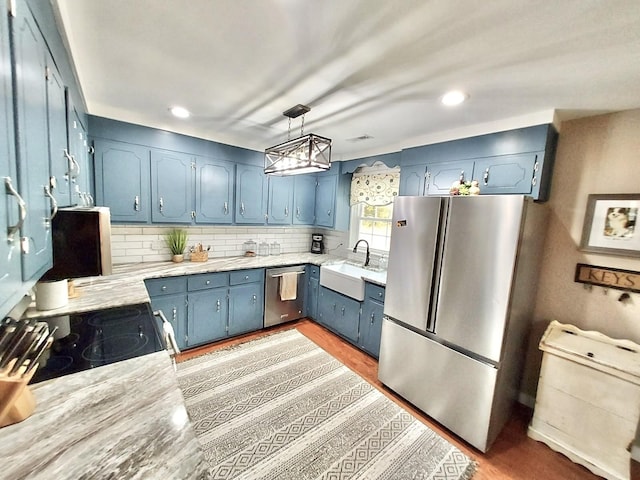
31, 303, 165, 384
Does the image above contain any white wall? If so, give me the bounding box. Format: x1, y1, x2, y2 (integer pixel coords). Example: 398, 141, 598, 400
522, 109, 640, 403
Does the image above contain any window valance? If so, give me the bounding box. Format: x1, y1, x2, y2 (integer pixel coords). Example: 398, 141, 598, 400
350, 170, 400, 206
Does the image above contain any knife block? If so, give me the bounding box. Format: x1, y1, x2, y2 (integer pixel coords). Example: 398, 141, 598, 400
0, 368, 37, 428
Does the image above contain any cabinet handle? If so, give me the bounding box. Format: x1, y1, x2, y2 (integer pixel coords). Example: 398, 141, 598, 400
327, 209, 331, 216
483, 168, 489, 186
378, 292, 383, 297
252, 294, 257, 304
88, 145, 95, 155
70, 153, 80, 178
4, 176, 27, 243
159, 196, 164, 212
63, 148, 74, 176
240, 202, 245, 215
172, 307, 177, 321
205, 280, 211, 285
224, 201, 228, 215
296, 206, 300, 218
216, 299, 221, 312
284, 206, 289, 217
161, 285, 167, 291
245, 275, 249, 280
459, 170, 465, 182
341, 306, 346, 315
134, 195, 140, 211
44, 185, 58, 222
370, 312, 375, 325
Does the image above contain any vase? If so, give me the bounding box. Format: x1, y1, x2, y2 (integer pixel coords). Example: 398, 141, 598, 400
171, 254, 184, 263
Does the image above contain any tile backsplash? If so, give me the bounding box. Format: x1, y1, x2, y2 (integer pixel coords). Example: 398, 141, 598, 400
110, 225, 351, 264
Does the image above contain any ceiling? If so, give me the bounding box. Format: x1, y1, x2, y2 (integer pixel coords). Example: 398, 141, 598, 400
53, 0, 640, 161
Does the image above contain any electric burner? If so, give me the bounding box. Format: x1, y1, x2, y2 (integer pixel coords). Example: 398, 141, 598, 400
31, 303, 164, 384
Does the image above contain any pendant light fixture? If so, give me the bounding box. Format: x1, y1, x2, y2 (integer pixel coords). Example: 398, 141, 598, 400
264, 104, 332, 175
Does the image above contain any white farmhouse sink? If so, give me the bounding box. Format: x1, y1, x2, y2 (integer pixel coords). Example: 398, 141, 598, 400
320, 263, 369, 301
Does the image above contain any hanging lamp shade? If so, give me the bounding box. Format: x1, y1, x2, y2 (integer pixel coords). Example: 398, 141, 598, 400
264, 104, 332, 175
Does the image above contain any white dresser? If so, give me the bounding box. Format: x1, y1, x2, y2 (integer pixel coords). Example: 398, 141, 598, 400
528, 320, 640, 480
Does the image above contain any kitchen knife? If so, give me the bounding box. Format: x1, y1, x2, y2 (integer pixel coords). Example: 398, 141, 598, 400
8, 323, 49, 376
0, 319, 18, 354
24, 330, 57, 377
0, 320, 36, 370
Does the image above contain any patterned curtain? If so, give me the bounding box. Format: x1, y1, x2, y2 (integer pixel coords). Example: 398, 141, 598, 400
350, 171, 400, 206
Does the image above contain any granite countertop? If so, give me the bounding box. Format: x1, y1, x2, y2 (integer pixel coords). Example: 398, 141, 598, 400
0, 351, 211, 480
24, 253, 386, 319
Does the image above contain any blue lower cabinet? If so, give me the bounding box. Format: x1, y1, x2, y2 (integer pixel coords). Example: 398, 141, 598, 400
228, 282, 264, 336
188, 288, 228, 346
359, 299, 383, 358
317, 287, 360, 343
148, 293, 188, 351
306, 265, 320, 320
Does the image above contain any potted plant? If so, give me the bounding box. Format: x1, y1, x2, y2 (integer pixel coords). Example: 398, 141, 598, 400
165, 228, 188, 263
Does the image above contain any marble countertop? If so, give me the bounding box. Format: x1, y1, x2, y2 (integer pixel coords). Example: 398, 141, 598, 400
0, 351, 211, 480
24, 253, 386, 319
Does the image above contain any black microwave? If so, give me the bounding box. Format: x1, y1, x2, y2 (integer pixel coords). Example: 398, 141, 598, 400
40, 207, 112, 281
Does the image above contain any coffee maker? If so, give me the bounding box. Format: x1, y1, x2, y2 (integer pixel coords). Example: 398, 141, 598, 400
310, 234, 324, 254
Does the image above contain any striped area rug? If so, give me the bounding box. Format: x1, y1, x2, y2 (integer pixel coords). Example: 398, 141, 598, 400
176, 329, 476, 480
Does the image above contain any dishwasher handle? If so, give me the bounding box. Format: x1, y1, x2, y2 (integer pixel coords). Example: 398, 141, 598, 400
269, 270, 305, 278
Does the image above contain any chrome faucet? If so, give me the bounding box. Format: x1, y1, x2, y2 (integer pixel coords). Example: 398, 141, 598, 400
352, 239, 370, 267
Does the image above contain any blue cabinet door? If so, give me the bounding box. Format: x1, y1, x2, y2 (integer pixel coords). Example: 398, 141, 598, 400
315, 175, 336, 227
293, 175, 316, 225
46, 57, 72, 208
473, 152, 538, 195
333, 294, 361, 343
0, 3, 21, 318
399, 164, 426, 196
151, 150, 193, 223
359, 299, 384, 358
235, 164, 266, 224
195, 157, 234, 224
267, 176, 293, 224
94, 139, 150, 222
228, 282, 264, 336
68, 108, 91, 204
149, 293, 188, 351
317, 286, 338, 329
188, 288, 228, 346
425, 159, 475, 195
13, 6, 52, 281
306, 276, 319, 320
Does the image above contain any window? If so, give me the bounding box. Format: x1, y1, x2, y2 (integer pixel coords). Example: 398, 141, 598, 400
349, 203, 394, 251
348, 165, 399, 253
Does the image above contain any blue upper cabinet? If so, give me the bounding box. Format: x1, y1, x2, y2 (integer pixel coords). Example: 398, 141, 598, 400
293, 175, 316, 225
68, 107, 91, 204
94, 139, 151, 222
267, 175, 293, 224
425, 159, 475, 196
473, 152, 538, 195
399, 124, 558, 201
45, 56, 72, 208
12, 4, 53, 281
195, 157, 234, 224
0, 0, 21, 318
235, 164, 266, 224
315, 174, 337, 228
151, 150, 194, 223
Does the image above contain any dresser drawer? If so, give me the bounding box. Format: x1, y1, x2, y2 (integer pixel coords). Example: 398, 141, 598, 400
365, 282, 385, 302
229, 268, 264, 285
145, 276, 187, 297
187, 272, 228, 291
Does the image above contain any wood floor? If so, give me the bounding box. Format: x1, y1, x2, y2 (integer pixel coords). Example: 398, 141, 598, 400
178, 319, 638, 480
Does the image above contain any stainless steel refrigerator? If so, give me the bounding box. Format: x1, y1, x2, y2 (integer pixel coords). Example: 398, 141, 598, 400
378, 194, 548, 452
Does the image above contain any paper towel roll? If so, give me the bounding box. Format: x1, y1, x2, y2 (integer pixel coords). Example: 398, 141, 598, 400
35, 279, 68, 311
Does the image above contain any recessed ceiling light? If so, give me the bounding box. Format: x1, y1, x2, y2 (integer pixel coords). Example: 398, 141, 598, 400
441, 90, 468, 106
170, 106, 190, 118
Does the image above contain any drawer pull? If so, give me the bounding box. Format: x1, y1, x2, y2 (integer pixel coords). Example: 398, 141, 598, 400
161, 286, 167, 291
206, 280, 211, 285
245, 275, 249, 280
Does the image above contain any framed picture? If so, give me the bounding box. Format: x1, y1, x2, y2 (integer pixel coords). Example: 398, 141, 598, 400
580, 194, 640, 257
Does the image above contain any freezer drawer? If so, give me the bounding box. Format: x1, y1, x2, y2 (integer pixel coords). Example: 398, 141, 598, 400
378, 318, 499, 452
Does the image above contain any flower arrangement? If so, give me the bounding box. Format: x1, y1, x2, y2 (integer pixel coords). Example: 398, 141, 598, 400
450, 180, 480, 196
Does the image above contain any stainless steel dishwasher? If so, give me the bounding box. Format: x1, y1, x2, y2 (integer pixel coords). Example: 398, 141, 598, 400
265, 265, 306, 327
